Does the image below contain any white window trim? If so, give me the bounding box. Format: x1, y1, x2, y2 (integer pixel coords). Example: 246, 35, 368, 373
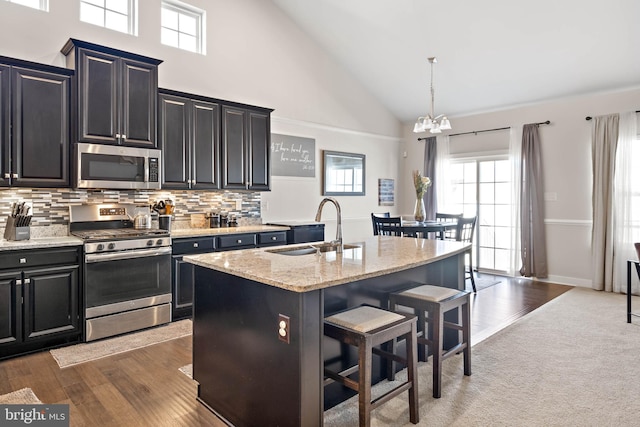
161, 0, 206, 55
6, 0, 49, 11
79, 0, 138, 36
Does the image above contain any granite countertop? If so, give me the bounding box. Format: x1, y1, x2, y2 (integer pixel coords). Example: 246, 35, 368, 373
184, 236, 470, 293
170, 225, 289, 238
0, 236, 83, 251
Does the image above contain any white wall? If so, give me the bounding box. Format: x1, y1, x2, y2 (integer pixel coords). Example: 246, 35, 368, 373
0, 0, 404, 242
401, 87, 640, 287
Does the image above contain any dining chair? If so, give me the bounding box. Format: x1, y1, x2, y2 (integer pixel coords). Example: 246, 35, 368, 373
435, 212, 463, 239
628, 242, 640, 323
455, 216, 477, 293
373, 216, 402, 236
371, 212, 390, 236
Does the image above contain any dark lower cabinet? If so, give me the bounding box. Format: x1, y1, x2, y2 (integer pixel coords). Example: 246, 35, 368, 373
0, 247, 81, 360
171, 231, 287, 319
0, 58, 72, 188
171, 237, 216, 320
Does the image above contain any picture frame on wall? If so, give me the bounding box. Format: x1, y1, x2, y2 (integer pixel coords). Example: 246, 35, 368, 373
378, 178, 394, 206
322, 150, 365, 196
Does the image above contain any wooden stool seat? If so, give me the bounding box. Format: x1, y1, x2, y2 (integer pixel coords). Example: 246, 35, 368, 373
389, 284, 471, 399
324, 306, 419, 427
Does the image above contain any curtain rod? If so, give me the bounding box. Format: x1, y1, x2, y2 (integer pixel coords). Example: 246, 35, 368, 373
417, 120, 551, 140
585, 110, 640, 121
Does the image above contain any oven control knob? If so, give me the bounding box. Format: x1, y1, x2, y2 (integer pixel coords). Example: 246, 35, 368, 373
156, 239, 163, 246
108, 243, 116, 250
97, 244, 104, 251
147, 240, 154, 246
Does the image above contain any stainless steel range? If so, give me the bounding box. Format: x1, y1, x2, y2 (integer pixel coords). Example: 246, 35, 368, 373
69, 204, 172, 342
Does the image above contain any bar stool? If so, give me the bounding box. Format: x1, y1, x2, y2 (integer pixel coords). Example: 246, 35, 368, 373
389, 284, 471, 398
324, 306, 419, 427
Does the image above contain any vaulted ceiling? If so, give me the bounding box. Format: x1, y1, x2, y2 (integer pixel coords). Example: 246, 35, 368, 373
271, 0, 640, 123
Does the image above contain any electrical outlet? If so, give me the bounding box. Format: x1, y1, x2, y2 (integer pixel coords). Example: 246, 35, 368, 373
278, 314, 290, 344
235, 199, 242, 210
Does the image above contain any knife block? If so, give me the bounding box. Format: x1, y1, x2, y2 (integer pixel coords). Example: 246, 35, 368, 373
3, 216, 30, 241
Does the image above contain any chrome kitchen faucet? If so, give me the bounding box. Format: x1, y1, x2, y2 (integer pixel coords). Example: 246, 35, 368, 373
315, 197, 343, 253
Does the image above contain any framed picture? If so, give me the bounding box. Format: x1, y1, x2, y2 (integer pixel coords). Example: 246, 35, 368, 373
322, 151, 365, 196
378, 179, 394, 206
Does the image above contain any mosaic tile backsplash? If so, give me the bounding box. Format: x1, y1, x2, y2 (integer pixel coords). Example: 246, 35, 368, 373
0, 188, 263, 233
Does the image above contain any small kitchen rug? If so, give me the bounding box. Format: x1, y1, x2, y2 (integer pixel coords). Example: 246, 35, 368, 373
0, 388, 42, 404
179, 364, 193, 379
50, 319, 192, 369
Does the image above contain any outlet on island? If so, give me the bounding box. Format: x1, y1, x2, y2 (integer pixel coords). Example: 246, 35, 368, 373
278, 314, 290, 344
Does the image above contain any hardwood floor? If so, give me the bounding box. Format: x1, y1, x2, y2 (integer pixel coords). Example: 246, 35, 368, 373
468, 273, 573, 344
0, 276, 573, 426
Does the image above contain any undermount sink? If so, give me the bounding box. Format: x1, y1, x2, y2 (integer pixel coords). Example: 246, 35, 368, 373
266, 242, 360, 256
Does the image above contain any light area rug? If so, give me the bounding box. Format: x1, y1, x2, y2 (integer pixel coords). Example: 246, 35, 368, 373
324, 287, 640, 426
0, 388, 42, 404
50, 319, 192, 368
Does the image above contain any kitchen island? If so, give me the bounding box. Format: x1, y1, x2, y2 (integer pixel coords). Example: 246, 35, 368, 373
185, 236, 469, 427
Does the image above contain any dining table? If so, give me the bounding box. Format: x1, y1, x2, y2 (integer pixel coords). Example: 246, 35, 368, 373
386, 219, 458, 239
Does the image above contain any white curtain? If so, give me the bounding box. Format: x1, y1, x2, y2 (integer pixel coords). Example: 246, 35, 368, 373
591, 113, 619, 291
435, 136, 452, 212
508, 127, 523, 276
613, 112, 639, 293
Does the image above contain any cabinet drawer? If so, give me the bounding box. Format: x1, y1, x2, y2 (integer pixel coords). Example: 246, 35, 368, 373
288, 226, 325, 244
217, 233, 257, 250
173, 237, 215, 255
0, 247, 80, 271
258, 231, 287, 246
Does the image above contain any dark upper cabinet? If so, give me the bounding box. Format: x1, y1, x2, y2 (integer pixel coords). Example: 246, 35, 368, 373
221, 104, 272, 191
159, 90, 220, 189
61, 39, 162, 148
0, 64, 9, 187
0, 58, 72, 188
222, 106, 246, 189
248, 110, 270, 190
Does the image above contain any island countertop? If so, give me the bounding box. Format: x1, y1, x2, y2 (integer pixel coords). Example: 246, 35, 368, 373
170, 224, 289, 238
184, 236, 470, 293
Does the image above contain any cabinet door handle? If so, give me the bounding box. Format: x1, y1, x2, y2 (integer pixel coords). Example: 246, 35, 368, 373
236, 239, 242, 244
19, 258, 27, 264
23, 278, 30, 284
121, 134, 126, 140
271, 236, 277, 241
115, 133, 121, 139
3, 173, 9, 178
12, 173, 18, 178
16, 279, 22, 285
193, 243, 199, 248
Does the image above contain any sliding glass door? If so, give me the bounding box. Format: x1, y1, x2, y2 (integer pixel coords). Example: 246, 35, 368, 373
449, 156, 512, 274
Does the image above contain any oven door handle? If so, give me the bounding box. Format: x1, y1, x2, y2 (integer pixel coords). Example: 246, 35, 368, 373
85, 247, 172, 263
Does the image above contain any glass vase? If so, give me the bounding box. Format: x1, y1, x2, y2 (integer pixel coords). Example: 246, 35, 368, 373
414, 197, 426, 222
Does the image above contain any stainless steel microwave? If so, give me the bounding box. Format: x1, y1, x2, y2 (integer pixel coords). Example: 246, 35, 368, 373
75, 143, 161, 190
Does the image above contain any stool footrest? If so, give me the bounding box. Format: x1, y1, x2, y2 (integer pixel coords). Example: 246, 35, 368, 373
371, 381, 413, 410
442, 342, 467, 360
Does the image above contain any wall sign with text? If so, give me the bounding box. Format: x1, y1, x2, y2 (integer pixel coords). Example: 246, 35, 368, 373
271, 134, 315, 177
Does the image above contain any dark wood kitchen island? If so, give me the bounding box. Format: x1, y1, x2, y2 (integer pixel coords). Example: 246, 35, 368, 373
184, 236, 469, 427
